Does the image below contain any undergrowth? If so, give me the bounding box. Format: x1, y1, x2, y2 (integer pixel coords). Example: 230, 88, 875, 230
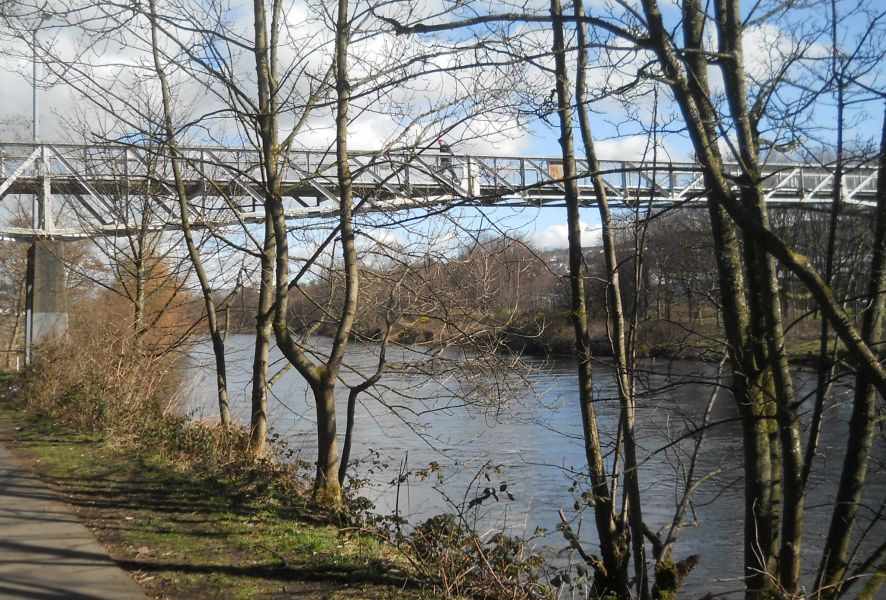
18, 323, 314, 509
12, 324, 598, 599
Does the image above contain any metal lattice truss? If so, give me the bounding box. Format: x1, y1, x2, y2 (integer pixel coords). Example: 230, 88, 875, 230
0, 142, 878, 241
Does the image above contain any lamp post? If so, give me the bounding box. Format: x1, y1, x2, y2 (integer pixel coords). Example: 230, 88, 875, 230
30, 12, 52, 230
32, 12, 52, 143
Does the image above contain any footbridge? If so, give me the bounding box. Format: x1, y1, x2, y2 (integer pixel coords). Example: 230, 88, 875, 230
0, 141, 878, 241
0, 140, 878, 360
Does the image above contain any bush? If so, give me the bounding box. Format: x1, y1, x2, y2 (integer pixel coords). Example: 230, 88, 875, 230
22, 321, 181, 437
406, 512, 546, 599
21, 317, 314, 505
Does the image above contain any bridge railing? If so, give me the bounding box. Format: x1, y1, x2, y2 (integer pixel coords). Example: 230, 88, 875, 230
1, 141, 878, 199
0, 141, 879, 239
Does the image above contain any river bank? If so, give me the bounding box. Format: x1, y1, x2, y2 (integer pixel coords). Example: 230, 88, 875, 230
4, 317, 878, 600
0, 378, 428, 600
270, 310, 829, 363
183, 334, 883, 598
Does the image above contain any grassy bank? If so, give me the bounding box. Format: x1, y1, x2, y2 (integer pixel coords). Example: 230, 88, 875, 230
500, 312, 836, 364
0, 381, 425, 600
0, 324, 563, 600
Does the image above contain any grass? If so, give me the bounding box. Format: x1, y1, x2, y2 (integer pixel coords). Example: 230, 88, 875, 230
0, 394, 428, 600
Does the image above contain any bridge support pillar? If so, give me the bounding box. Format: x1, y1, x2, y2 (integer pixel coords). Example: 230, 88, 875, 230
25, 240, 68, 364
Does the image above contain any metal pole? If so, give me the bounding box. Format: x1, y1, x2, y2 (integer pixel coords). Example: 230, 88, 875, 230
24, 245, 34, 367
32, 29, 39, 143
31, 13, 51, 142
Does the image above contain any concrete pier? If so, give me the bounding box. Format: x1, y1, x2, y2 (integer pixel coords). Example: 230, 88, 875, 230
25, 240, 68, 350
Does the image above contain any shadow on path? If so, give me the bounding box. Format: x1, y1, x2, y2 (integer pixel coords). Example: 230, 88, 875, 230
0, 443, 146, 600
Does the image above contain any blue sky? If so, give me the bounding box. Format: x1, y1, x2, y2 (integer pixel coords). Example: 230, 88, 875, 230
1, 0, 882, 252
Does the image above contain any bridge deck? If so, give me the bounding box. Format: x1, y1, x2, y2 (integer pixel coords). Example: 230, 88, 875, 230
0, 142, 878, 240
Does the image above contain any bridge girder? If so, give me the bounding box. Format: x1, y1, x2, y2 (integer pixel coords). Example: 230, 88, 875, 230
0, 142, 878, 241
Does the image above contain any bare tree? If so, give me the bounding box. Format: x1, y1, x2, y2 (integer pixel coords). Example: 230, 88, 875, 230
631, 0, 886, 595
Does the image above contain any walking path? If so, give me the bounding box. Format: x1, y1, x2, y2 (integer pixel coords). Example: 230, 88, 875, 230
0, 442, 146, 599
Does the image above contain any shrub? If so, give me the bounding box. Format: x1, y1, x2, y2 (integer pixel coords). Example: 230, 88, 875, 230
21, 317, 313, 505
22, 320, 181, 437
407, 512, 547, 599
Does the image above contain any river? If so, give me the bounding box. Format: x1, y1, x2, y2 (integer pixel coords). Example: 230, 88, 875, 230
182, 334, 883, 597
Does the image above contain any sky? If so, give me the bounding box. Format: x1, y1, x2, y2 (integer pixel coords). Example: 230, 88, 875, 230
1, 0, 883, 252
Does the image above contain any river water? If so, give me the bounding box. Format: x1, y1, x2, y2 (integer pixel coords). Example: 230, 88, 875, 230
181, 334, 883, 597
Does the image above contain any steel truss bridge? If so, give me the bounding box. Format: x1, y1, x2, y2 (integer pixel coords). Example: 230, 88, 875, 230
0, 141, 879, 241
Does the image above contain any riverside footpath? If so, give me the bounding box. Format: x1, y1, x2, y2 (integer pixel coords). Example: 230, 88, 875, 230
0, 440, 146, 599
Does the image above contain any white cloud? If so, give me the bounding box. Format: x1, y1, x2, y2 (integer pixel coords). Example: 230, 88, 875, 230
356, 227, 406, 253
532, 221, 601, 249
593, 135, 678, 162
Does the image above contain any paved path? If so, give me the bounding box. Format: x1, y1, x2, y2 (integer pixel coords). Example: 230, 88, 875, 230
0, 442, 147, 599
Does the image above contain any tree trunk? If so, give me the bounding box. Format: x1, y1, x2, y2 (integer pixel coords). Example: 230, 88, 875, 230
313, 383, 340, 504
639, 0, 886, 405
147, 0, 231, 427
672, 1, 777, 593
804, 0, 846, 491
574, 1, 647, 594
134, 247, 145, 334
312, 0, 357, 503
550, 1, 629, 594
249, 0, 284, 459
712, 0, 804, 587
816, 104, 886, 600
270, 0, 356, 506
250, 223, 275, 456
